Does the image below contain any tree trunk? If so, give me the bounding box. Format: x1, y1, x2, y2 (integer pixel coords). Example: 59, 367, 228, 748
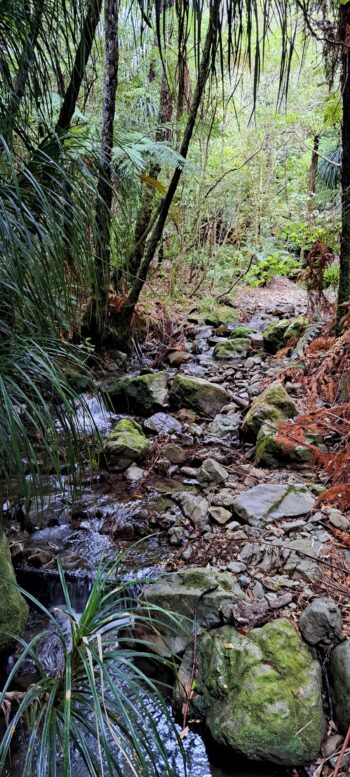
337, 1, 350, 331
55, 0, 103, 134
90, 0, 119, 348
117, 11, 216, 344
307, 133, 319, 218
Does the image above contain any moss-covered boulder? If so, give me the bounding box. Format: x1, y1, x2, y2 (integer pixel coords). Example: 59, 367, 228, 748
255, 422, 314, 466
169, 375, 230, 418
241, 381, 298, 441
108, 372, 168, 416
231, 325, 252, 338
104, 419, 150, 470
0, 533, 28, 654
263, 316, 308, 354
214, 337, 250, 360
203, 306, 237, 327
141, 567, 247, 656
179, 618, 325, 765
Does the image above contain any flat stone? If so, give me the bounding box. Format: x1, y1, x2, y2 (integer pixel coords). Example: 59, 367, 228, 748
299, 598, 342, 646
326, 508, 350, 530
231, 484, 315, 526
208, 506, 232, 525
144, 412, 182, 436
197, 458, 228, 484
167, 351, 192, 366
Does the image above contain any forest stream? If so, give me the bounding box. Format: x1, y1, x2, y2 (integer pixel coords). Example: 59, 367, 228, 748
5, 278, 347, 776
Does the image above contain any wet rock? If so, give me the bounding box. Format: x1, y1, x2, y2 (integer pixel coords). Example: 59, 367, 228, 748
214, 338, 250, 360
27, 548, 53, 567
177, 618, 325, 765
0, 533, 28, 654
263, 316, 308, 354
170, 375, 230, 418
104, 419, 151, 470
108, 372, 169, 415
163, 443, 186, 465
176, 492, 209, 530
329, 640, 350, 731
125, 464, 144, 482
241, 381, 298, 441
299, 598, 342, 646
141, 567, 247, 656
208, 506, 232, 525
143, 412, 182, 436
231, 483, 315, 526
197, 458, 228, 484
207, 412, 241, 438
167, 351, 192, 366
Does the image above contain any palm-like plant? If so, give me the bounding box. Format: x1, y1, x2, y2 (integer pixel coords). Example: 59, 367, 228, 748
0, 558, 189, 776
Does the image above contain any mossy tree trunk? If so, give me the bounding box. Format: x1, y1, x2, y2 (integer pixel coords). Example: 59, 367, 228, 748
337, 1, 350, 332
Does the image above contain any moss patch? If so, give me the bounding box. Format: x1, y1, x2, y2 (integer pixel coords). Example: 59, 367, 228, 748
169, 374, 230, 418
104, 418, 150, 470
0, 533, 28, 654
241, 381, 298, 441
108, 372, 169, 416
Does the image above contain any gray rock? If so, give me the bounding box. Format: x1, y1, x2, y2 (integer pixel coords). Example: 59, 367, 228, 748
231, 483, 315, 526
141, 567, 247, 656
326, 508, 350, 530
209, 489, 237, 508
176, 492, 209, 530
330, 640, 350, 731
299, 598, 342, 646
197, 458, 228, 484
208, 506, 232, 525
226, 561, 247, 573
169, 375, 230, 418
167, 350, 192, 366
108, 371, 169, 415
124, 464, 144, 482
163, 443, 186, 464
207, 413, 241, 438
144, 412, 182, 436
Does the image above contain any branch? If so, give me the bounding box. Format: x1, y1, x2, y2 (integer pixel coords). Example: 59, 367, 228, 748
204, 140, 265, 199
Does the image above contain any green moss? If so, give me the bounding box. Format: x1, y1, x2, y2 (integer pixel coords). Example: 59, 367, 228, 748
195, 619, 325, 765
214, 337, 250, 359
242, 381, 298, 441
263, 317, 309, 354
202, 305, 237, 327
0, 533, 28, 654
104, 418, 150, 470
108, 372, 168, 415
169, 374, 230, 418
255, 422, 313, 466
231, 326, 252, 338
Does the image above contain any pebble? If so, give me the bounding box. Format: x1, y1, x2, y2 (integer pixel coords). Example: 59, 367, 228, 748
227, 561, 247, 573
238, 574, 251, 589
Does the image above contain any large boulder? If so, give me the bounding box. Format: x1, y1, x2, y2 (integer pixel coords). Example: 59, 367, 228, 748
255, 422, 317, 467
263, 316, 308, 354
204, 306, 237, 327
214, 338, 250, 360
241, 381, 298, 441
103, 419, 150, 470
0, 533, 28, 654
231, 483, 315, 526
178, 619, 325, 765
329, 640, 350, 732
141, 567, 247, 656
169, 375, 230, 418
108, 372, 169, 415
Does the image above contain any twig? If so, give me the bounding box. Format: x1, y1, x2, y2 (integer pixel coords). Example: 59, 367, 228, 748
332, 724, 350, 777
181, 584, 218, 735
216, 253, 256, 301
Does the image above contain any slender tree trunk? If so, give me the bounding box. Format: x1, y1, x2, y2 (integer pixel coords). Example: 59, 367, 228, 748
307, 133, 319, 218
117, 11, 216, 342
55, 0, 103, 134
90, 0, 119, 348
2, 1, 44, 148
337, 1, 350, 331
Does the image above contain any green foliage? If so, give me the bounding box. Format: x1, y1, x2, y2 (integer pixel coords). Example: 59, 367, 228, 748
246, 253, 301, 287
0, 556, 188, 776
281, 221, 339, 253
323, 261, 340, 288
